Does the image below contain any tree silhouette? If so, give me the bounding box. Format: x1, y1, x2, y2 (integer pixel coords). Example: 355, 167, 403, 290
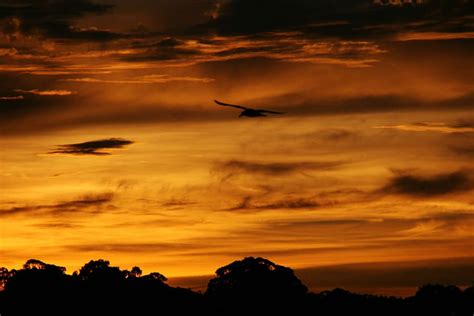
206, 257, 308, 313
0, 267, 14, 289
140, 271, 167, 282
412, 284, 464, 316
78, 259, 123, 281
130, 266, 142, 278
0, 257, 472, 316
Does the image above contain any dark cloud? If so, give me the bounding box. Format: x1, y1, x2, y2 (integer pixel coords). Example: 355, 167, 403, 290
451, 146, 474, 157
228, 196, 321, 212
381, 170, 473, 197
215, 159, 344, 177
161, 199, 197, 208
48, 138, 134, 155
0, 0, 121, 42
196, 0, 474, 38
0, 192, 114, 217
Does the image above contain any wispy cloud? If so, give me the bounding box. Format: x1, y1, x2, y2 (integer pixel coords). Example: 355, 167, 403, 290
65, 242, 206, 253
0, 95, 24, 100
228, 196, 321, 211
62, 74, 215, 84
0, 193, 114, 218
124, 35, 385, 68
374, 122, 474, 134
215, 159, 345, 177
396, 32, 474, 41
14, 89, 76, 96
48, 138, 134, 156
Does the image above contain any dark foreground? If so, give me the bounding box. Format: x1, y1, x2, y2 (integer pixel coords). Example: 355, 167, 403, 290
0, 257, 472, 316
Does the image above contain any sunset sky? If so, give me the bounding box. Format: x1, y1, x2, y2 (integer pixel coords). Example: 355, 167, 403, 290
1, 0, 473, 295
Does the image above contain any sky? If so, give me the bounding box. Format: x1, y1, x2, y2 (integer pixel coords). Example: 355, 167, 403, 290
0, 0, 473, 296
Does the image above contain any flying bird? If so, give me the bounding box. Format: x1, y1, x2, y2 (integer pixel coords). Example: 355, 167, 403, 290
214, 100, 284, 118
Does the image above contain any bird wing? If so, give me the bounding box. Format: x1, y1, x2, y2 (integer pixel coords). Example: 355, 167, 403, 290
215, 100, 248, 110
258, 109, 285, 114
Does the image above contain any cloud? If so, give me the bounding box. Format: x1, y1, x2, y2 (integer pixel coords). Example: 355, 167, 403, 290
228, 196, 321, 211
48, 138, 134, 156
395, 31, 474, 41
124, 34, 385, 67
0, 0, 117, 42
195, 0, 474, 40
215, 159, 344, 177
14, 89, 75, 96
0, 95, 23, 100
263, 92, 474, 117
66, 242, 206, 253
451, 146, 474, 157
1, 89, 473, 136
375, 121, 474, 134
380, 170, 473, 197
261, 212, 474, 233
62, 74, 215, 84
0, 193, 114, 217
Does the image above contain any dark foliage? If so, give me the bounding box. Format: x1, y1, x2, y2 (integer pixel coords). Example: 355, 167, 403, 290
0, 257, 472, 316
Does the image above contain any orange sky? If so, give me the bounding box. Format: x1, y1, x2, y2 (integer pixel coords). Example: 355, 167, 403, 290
1, 0, 473, 295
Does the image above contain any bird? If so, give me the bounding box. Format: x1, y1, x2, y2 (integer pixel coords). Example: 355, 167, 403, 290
214, 100, 284, 118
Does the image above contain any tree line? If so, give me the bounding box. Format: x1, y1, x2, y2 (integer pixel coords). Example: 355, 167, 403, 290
0, 256, 472, 315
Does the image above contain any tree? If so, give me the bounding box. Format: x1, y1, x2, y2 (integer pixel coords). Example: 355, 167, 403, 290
79, 259, 122, 281
206, 257, 307, 303
0, 267, 15, 289
142, 272, 167, 282
414, 284, 463, 316
23, 259, 66, 273
130, 266, 142, 278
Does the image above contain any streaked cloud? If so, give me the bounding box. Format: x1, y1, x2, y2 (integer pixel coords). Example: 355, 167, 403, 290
227, 196, 321, 211
124, 35, 385, 68
14, 89, 75, 96
0, 95, 23, 100
0, 193, 114, 218
396, 31, 474, 41
214, 159, 345, 177
48, 138, 134, 156
375, 122, 474, 134
62, 74, 215, 84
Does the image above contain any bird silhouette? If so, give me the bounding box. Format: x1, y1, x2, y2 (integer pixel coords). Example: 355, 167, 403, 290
214, 100, 284, 118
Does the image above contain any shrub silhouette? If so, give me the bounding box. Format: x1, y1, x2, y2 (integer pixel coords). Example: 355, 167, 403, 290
0, 257, 472, 316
